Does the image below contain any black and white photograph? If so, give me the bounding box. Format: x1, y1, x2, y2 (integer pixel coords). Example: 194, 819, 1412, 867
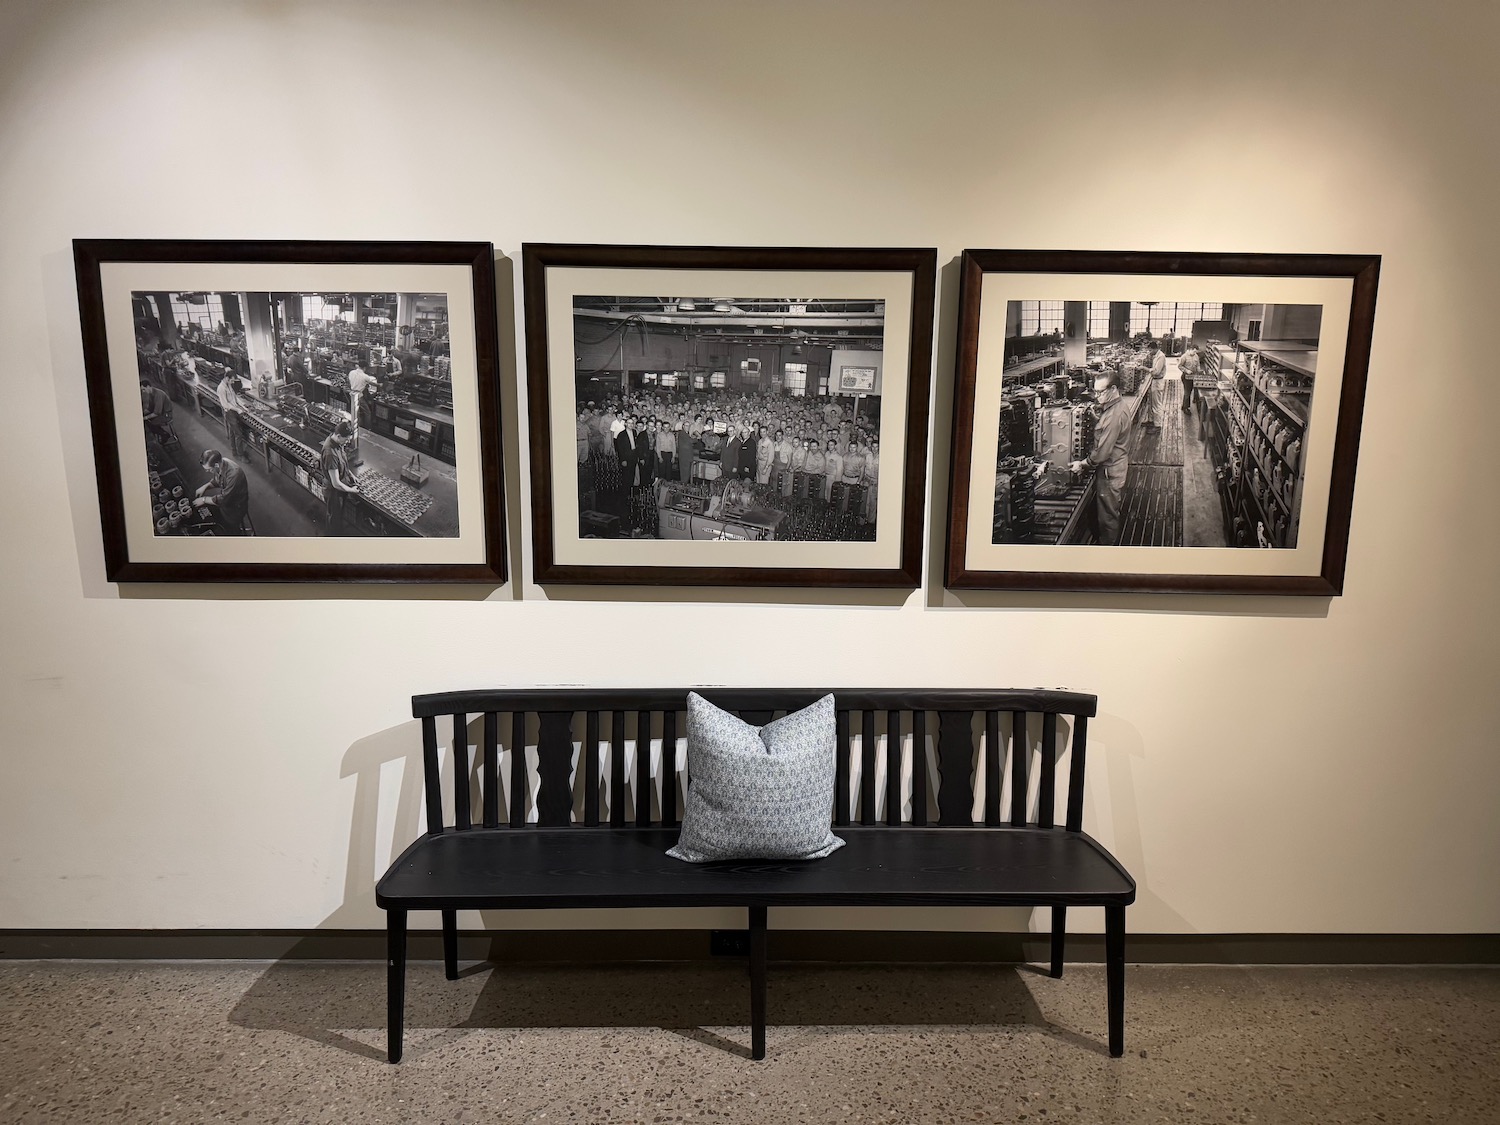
132, 289, 460, 539
570, 295, 886, 544
74, 239, 506, 583
990, 300, 1320, 550
945, 250, 1379, 595
523, 244, 936, 588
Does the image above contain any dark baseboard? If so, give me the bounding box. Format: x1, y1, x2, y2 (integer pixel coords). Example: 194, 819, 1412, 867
1, 928, 1496, 964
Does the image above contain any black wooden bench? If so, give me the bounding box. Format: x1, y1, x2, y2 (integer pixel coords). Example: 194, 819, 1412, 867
376, 688, 1135, 1062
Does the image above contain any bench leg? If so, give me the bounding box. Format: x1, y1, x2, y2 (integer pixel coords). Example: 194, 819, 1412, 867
387, 908, 408, 1064
749, 905, 767, 1061
1105, 903, 1125, 1058
1050, 905, 1066, 978
442, 909, 459, 981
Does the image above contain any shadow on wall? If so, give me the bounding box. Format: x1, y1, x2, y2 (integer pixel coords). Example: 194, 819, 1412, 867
225, 705, 1154, 1061
1090, 711, 1192, 937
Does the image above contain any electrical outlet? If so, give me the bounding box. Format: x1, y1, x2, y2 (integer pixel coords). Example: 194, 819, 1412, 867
710, 929, 750, 957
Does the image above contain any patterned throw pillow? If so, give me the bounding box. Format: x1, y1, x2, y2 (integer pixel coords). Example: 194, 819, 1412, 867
667, 692, 846, 863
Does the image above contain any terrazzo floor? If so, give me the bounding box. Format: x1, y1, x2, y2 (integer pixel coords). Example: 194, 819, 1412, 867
2, 960, 1497, 1124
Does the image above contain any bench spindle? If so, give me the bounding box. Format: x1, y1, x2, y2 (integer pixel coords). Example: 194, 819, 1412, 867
584, 711, 601, 827
1010, 711, 1029, 827
910, 711, 927, 825
834, 709, 851, 826
662, 709, 679, 829
609, 710, 626, 827
452, 712, 471, 831
936, 711, 975, 826
984, 710, 1001, 826
861, 709, 877, 825
1039, 712, 1057, 830
536, 712, 575, 828
421, 715, 443, 834
509, 711, 527, 828
483, 712, 500, 828
1066, 715, 1088, 832
635, 710, 653, 825
885, 710, 903, 826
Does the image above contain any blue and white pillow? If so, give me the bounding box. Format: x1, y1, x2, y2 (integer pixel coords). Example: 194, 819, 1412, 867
667, 692, 845, 863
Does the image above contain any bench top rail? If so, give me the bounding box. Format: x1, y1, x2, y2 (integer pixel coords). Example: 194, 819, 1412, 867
411, 688, 1097, 838
414, 688, 1096, 718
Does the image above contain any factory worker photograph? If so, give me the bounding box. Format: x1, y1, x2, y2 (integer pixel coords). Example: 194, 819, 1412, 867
1071, 367, 1130, 546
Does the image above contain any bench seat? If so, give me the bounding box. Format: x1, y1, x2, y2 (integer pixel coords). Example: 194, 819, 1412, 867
377, 825, 1135, 911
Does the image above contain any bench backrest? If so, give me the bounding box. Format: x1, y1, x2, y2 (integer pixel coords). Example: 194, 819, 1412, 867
410, 689, 1098, 834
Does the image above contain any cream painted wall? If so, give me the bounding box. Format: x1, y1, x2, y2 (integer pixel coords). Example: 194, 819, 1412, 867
1, 0, 1497, 937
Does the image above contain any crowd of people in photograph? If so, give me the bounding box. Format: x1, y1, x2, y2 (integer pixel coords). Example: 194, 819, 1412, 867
575, 388, 883, 541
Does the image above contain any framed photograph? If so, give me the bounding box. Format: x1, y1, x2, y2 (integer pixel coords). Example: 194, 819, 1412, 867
945, 250, 1380, 595
522, 244, 936, 587
74, 239, 506, 582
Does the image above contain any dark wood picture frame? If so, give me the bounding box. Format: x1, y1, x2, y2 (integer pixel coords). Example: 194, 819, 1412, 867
944, 250, 1380, 595
522, 243, 937, 587
74, 238, 506, 583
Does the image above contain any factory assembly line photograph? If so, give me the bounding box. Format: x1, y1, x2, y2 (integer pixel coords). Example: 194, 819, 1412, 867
131, 289, 460, 539
991, 300, 1320, 550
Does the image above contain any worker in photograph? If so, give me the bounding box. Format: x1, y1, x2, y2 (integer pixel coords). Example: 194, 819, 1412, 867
655, 416, 677, 481
721, 421, 744, 481
1071, 367, 1130, 545
1178, 344, 1202, 411
675, 412, 693, 483
140, 379, 173, 444
576, 407, 591, 466
755, 424, 774, 487
840, 437, 866, 514
773, 429, 796, 497
1141, 338, 1166, 428
739, 423, 758, 482
177, 345, 199, 385
283, 347, 309, 384
319, 420, 361, 534
596, 401, 618, 454
216, 374, 246, 458
613, 414, 643, 490
636, 417, 656, 489
575, 406, 593, 495
346, 354, 378, 444
822, 438, 843, 506
700, 417, 725, 481
802, 438, 823, 500
191, 449, 250, 535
